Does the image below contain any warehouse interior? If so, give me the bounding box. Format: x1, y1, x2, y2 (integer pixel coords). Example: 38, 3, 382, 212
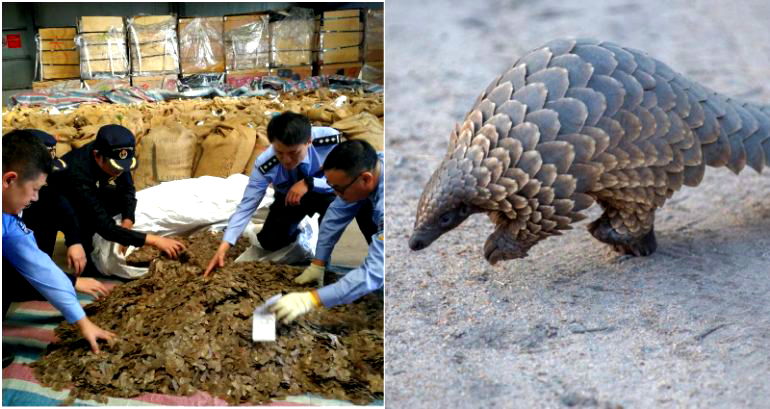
2, 2, 383, 406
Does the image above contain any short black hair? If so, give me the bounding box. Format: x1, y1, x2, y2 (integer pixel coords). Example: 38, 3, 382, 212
323, 140, 378, 177
267, 111, 312, 145
2, 130, 53, 181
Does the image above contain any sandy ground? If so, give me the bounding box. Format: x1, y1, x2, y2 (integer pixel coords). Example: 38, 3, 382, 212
384, 0, 770, 407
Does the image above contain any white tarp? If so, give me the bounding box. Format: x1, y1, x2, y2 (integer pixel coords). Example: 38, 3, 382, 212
91, 174, 317, 279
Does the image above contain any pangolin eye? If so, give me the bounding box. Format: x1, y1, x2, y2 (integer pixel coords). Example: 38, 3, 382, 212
439, 212, 453, 227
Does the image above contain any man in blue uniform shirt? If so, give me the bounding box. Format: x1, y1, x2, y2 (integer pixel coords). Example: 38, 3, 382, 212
271, 140, 384, 324
204, 112, 342, 276
2, 130, 115, 357
2, 129, 109, 299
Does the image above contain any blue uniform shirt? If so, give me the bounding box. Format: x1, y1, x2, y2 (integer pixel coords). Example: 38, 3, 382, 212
316, 154, 384, 308
2, 213, 85, 323
222, 126, 341, 245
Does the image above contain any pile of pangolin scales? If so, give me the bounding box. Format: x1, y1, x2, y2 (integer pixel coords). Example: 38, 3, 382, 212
32, 232, 383, 405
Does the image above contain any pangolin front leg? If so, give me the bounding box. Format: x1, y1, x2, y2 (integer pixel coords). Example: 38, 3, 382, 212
483, 220, 537, 264
588, 204, 657, 256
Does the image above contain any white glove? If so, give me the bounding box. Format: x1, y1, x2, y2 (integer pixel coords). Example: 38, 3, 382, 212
294, 263, 325, 286
270, 292, 320, 324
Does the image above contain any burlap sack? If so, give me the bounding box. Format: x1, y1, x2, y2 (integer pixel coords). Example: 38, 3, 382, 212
243, 125, 270, 175
132, 128, 159, 191
194, 122, 256, 178
332, 112, 384, 151
154, 124, 198, 182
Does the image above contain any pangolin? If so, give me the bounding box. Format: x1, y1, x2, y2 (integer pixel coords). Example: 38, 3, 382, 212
409, 38, 770, 264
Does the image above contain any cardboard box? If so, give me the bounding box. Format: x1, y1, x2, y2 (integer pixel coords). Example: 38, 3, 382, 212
39, 27, 77, 51
364, 9, 383, 63
269, 65, 313, 80
82, 78, 131, 90
322, 10, 362, 31
270, 10, 314, 67
79, 16, 124, 33
32, 79, 82, 91
361, 62, 383, 84
319, 9, 362, 64
131, 74, 178, 91
41, 50, 79, 65
127, 15, 178, 75
179, 17, 225, 74
224, 13, 270, 71
77, 30, 129, 79
38, 27, 80, 80
226, 69, 270, 88
40, 65, 81, 80
319, 62, 362, 78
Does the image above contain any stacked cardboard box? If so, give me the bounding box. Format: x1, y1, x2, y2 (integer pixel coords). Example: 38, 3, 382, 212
128, 15, 179, 87
82, 78, 131, 91
319, 10, 362, 65
77, 16, 129, 79
130, 75, 178, 91
38, 27, 80, 81
270, 8, 314, 77
224, 13, 270, 87
32, 79, 82, 91
179, 17, 225, 77
362, 9, 383, 84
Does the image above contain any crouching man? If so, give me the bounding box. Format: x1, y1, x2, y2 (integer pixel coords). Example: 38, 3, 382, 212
271, 140, 383, 323
2, 130, 115, 357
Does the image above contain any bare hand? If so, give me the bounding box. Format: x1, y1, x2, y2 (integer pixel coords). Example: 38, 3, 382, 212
148, 235, 186, 259
67, 244, 87, 275
75, 317, 116, 354
120, 219, 134, 229
204, 242, 231, 278
285, 180, 309, 206
75, 277, 111, 299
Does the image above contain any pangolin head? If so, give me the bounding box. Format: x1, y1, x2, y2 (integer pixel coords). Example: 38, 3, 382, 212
409, 153, 479, 251
410, 103, 590, 264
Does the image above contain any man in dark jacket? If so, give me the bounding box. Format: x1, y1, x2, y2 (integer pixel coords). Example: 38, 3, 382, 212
60, 125, 185, 276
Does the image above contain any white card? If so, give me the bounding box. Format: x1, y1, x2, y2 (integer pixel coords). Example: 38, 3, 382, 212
252, 294, 282, 342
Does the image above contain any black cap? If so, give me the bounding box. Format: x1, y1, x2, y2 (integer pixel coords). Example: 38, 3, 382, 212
23, 129, 67, 172
94, 125, 137, 172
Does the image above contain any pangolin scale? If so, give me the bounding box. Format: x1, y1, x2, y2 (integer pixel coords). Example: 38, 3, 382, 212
409, 38, 770, 264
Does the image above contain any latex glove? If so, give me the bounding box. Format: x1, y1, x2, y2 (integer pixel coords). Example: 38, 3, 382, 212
270, 291, 321, 324
67, 243, 87, 275
75, 317, 116, 354
75, 277, 111, 300
294, 263, 325, 286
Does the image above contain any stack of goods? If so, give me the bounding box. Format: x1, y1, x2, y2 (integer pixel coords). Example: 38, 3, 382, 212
362, 9, 383, 84
2, 90, 383, 190
178, 17, 225, 88
32, 231, 383, 405
269, 7, 314, 80
127, 15, 179, 91
318, 10, 363, 78
223, 13, 270, 88
36, 27, 81, 84
76, 16, 129, 81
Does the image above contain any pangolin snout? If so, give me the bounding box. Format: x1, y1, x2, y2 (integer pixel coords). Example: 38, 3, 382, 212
408, 235, 427, 251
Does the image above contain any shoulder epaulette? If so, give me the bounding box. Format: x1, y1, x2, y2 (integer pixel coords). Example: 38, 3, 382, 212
258, 156, 280, 174
313, 133, 340, 147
